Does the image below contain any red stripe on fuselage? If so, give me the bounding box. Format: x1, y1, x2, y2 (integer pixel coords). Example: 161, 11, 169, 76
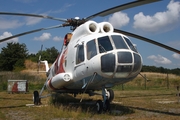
48, 79, 56, 90
55, 49, 68, 74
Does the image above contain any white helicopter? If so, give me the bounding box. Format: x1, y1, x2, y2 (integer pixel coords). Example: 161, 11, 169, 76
0, 0, 180, 113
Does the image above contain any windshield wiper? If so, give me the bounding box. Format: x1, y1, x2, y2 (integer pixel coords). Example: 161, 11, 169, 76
99, 44, 106, 53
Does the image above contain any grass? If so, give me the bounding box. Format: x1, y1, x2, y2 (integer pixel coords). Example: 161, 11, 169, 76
0, 71, 180, 119
113, 72, 180, 91
0, 89, 180, 120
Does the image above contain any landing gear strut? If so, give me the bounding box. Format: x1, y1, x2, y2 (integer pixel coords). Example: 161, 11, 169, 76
96, 88, 114, 113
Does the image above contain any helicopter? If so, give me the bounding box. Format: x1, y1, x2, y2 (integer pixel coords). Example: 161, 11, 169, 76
0, 0, 180, 113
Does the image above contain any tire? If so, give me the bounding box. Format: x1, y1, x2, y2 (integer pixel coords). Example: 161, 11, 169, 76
33, 91, 40, 105
96, 100, 103, 114
107, 89, 114, 102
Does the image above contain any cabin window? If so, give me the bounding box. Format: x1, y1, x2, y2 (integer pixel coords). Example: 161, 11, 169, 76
111, 35, 128, 49
86, 40, 97, 60
124, 37, 138, 53
76, 45, 84, 64
98, 36, 113, 53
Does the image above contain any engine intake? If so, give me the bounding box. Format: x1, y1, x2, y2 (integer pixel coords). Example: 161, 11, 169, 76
71, 21, 100, 40
99, 22, 113, 33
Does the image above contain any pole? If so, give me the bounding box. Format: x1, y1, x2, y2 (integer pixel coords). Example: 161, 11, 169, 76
144, 74, 147, 90
177, 86, 180, 104
166, 73, 169, 89
122, 84, 124, 90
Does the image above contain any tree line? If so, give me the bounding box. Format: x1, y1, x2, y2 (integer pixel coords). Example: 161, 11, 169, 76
0, 42, 59, 71
141, 65, 180, 76
0, 42, 180, 76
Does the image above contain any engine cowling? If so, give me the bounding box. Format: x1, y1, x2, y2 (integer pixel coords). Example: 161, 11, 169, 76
71, 21, 100, 40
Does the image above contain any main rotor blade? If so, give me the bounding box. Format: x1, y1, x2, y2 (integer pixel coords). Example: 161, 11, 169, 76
114, 29, 180, 54
0, 12, 67, 22
86, 0, 160, 20
0, 24, 63, 43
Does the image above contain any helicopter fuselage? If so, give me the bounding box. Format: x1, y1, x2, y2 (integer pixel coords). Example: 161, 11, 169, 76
46, 21, 142, 91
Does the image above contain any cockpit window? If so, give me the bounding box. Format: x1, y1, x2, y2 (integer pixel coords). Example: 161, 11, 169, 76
98, 36, 113, 53
87, 40, 97, 60
76, 44, 84, 64
111, 35, 128, 49
123, 37, 138, 52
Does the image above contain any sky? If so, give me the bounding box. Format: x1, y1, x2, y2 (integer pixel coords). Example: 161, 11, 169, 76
0, 0, 180, 69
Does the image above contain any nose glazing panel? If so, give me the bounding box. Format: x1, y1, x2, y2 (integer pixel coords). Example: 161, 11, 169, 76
101, 53, 115, 72
117, 52, 132, 63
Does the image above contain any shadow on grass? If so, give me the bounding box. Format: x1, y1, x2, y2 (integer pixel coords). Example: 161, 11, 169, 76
49, 93, 134, 116
0, 105, 25, 109
116, 94, 180, 116
127, 106, 180, 116
117, 93, 173, 99
0, 96, 32, 101
50, 93, 180, 117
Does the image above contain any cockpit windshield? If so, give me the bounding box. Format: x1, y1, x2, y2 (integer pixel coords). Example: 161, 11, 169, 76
111, 35, 128, 49
123, 37, 138, 53
85, 35, 138, 61
97, 36, 113, 53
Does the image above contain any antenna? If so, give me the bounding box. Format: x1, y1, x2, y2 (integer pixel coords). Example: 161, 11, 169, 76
37, 45, 43, 73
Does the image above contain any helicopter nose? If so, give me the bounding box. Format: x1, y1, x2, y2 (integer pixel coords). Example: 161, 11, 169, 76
101, 51, 142, 78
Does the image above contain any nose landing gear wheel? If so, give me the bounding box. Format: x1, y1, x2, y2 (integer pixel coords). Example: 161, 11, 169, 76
96, 100, 103, 114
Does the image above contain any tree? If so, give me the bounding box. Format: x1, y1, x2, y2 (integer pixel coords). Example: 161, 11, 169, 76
0, 42, 28, 71
28, 46, 59, 64
45, 47, 59, 63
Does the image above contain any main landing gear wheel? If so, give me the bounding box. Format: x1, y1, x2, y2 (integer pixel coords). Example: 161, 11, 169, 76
107, 89, 114, 103
33, 91, 41, 105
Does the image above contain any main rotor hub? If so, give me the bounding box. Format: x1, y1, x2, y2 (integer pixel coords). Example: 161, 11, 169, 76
63, 18, 87, 30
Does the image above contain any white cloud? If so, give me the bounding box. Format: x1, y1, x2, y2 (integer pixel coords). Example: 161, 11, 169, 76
0, 19, 24, 30
34, 33, 51, 41
133, 0, 180, 33
172, 53, 180, 60
53, 36, 63, 41
0, 32, 18, 43
147, 55, 172, 64
107, 12, 130, 28
25, 17, 42, 25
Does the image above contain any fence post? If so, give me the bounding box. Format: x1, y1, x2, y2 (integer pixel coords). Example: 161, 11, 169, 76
166, 73, 169, 89
122, 84, 124, 90
177, 86, 179, 104
144, 74, 147, 90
